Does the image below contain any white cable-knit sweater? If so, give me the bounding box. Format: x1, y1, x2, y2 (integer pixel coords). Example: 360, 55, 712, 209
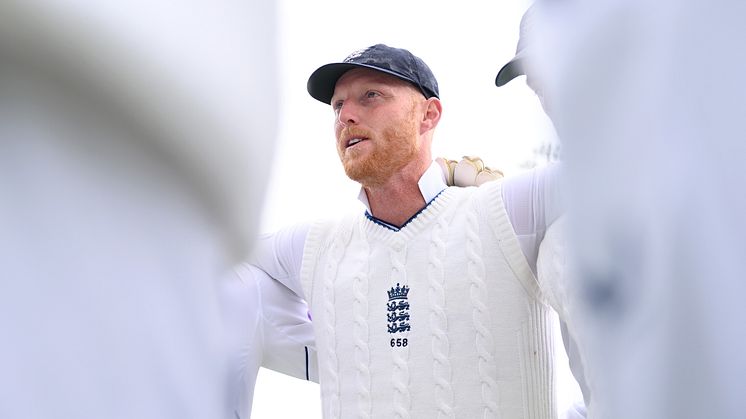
300, 181, 556, 419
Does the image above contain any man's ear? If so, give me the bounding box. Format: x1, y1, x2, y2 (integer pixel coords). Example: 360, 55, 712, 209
420, 97, 442, 134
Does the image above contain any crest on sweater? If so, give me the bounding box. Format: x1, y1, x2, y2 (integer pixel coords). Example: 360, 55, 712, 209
387, 283, 411, 334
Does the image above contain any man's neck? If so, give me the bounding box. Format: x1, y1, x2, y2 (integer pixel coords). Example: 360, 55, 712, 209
364, 181, 426, 227
362, 159, 432, 227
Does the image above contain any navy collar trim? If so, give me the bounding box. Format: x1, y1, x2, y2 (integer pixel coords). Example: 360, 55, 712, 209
364, 188, 446, 232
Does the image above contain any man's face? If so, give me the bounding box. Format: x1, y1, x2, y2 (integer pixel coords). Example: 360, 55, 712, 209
330, 68, 423, 187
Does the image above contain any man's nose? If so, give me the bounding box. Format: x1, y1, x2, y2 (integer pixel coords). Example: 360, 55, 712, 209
336, 101, 359, 127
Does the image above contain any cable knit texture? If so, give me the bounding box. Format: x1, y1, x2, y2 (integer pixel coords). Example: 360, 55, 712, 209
427, 217, 455, 418
352, 222, 372, 418
466, 194, 500, 418
301, 182, 556, 419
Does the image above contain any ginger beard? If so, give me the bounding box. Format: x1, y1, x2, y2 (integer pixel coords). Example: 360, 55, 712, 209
337, 104, 420, 187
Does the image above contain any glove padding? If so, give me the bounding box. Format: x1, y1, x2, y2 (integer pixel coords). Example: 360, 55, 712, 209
436, 156, 503, 187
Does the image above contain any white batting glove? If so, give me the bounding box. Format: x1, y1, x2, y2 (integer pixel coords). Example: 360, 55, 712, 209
436, 157, 458, 186
437, 156, 503, 187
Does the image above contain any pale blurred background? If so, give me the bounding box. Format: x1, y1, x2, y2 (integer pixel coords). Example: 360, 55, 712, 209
254, 1, 576, 417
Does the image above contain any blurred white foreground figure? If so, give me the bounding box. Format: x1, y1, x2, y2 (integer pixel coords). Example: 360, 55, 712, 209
533, 0, 746, 418
0, 1, 283, 418
497, 5, 589, 419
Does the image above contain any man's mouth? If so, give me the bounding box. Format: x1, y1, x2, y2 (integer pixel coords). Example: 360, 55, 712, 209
346, 137, 367, 148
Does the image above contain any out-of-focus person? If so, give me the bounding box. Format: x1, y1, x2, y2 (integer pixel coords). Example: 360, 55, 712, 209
529, 0, 746, 418
0, 1, 283, 418
496, 5, 590, 419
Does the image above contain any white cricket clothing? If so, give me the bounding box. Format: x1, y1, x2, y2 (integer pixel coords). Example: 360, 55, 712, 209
302, 181, 556, 418
257, 163, 563, 299
253, 166, 564, 418
221, 264, 318, 419
358, 162, 563, 271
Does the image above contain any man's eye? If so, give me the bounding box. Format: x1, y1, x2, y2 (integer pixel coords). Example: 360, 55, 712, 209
365, 91, 380, 99
332, 100, 343, 111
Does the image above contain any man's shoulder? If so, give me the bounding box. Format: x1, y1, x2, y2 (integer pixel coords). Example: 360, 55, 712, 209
304, 211, 361, 249
465, 177, 507, 210
309, 209, 362, 230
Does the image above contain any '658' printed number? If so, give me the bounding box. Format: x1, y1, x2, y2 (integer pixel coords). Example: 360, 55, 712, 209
390, 338, 408, 347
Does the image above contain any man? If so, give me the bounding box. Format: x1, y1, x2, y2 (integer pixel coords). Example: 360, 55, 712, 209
252, 44, 562, 418
496, 5, 590, 419
0, 1, 314, 418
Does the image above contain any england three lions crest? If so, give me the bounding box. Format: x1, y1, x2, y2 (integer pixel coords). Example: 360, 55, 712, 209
387, 283, 410, 334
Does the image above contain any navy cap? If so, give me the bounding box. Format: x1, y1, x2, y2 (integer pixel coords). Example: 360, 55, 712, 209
307, 44, 440, 104
496, 5, 536, 87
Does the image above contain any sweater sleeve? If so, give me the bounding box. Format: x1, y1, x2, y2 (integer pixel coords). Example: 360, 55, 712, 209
257, 267, 318, 382
219, 263, 318, 419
